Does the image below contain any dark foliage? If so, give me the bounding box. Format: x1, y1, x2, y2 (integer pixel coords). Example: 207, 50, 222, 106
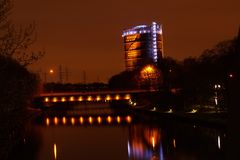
0, 55, 40, 160
108, 70, 139, 90
0, 55, 39, 112
164, 31, 240, 108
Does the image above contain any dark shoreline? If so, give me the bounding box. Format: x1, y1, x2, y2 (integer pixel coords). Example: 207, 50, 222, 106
131, 108, 227, 129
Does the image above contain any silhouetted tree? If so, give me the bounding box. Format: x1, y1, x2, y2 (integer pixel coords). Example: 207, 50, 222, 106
108, 70, 139, 90
160, 56, 181, 88
0, 2, 43, 158
0, 0, 44, 66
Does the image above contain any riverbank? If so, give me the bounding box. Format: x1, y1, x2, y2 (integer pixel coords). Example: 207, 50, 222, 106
0, 108, 41, 160
131, 108, 227, 129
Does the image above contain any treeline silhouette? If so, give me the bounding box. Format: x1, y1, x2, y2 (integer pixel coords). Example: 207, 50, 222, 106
0, 55, 39, 112
0, 0, 43, 159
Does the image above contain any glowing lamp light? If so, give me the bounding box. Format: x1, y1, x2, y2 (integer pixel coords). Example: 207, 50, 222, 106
78, 96, 83, 101
125, 94, 131, 100
49, 69, 54, 74
126, 116, 132, 123
62, 117, 67, 125
145, 65, 154, 73
44, 97, 49, 102
53, 97, 58, 102
46, 118, 50, 126
116, 116, 121, 123
54, 117, 58, 125
89, 116, 93, 124
214, 84, 221, 89
97, 116, 102, 124
69, 96, 75, 101
87, 96, 92, 101
107, 116, 112, 123
79, 117, 84, 124
61, 97, 66, 102
96, 95, 101, 101
71, 117, 75, 125
115, 95, 120, 100
106, 95, 111, 101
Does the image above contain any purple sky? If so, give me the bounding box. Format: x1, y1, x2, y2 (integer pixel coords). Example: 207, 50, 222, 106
11, 0, 240, 83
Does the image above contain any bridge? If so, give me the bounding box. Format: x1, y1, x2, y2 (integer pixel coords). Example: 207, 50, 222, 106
33, 89, 158, 107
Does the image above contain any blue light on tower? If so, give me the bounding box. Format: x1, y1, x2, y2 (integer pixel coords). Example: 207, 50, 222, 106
122, 22, 164, 71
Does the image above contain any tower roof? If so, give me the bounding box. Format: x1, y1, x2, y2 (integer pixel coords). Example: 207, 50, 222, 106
122, 22, 162, 37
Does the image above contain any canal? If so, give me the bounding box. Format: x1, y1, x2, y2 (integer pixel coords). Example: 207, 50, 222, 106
8, 103, 226, 160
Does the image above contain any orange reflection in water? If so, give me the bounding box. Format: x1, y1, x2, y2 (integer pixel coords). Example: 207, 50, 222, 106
54, 117, 58, 125
71, 117, 75, 125
79, 117, 84, 124
53, 143, 57, 160
129, 125, 162, 160
107, 116, 112, 123
89, 116, 93, 124
116, 116, 121, 123
46, 118, 50, 126
97, 116, 102, 124
144, 127, 161, 150
152, 136, 156, 148
173, 138, 176, 148
126, 116, 132, 123
62, 117, 67, 125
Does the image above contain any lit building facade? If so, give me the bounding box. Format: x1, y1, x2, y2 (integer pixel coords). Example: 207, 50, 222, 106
122, 22, 164, 71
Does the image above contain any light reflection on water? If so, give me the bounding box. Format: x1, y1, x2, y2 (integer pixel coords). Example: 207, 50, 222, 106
18, 104, 226, 160
43, 115, 132, 126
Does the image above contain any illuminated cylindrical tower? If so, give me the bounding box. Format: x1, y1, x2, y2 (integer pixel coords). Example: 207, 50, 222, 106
122, 22, 164, 71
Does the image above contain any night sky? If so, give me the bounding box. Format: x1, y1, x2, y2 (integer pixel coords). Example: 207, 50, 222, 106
11, 0, 240, 83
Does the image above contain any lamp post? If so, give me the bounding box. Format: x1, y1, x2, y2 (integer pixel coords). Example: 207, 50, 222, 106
214, 84, 221, 112
42, 69, 55, 83
49, 69, 55, 92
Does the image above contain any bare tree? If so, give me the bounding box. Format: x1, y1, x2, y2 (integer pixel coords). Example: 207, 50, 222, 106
0, 0, 44, 66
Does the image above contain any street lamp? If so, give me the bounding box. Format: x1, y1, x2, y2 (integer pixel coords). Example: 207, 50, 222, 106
214, 84, 221, 112
49, 69, 54, 74
229, 73, 234, 78
141, 65, 156, 90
